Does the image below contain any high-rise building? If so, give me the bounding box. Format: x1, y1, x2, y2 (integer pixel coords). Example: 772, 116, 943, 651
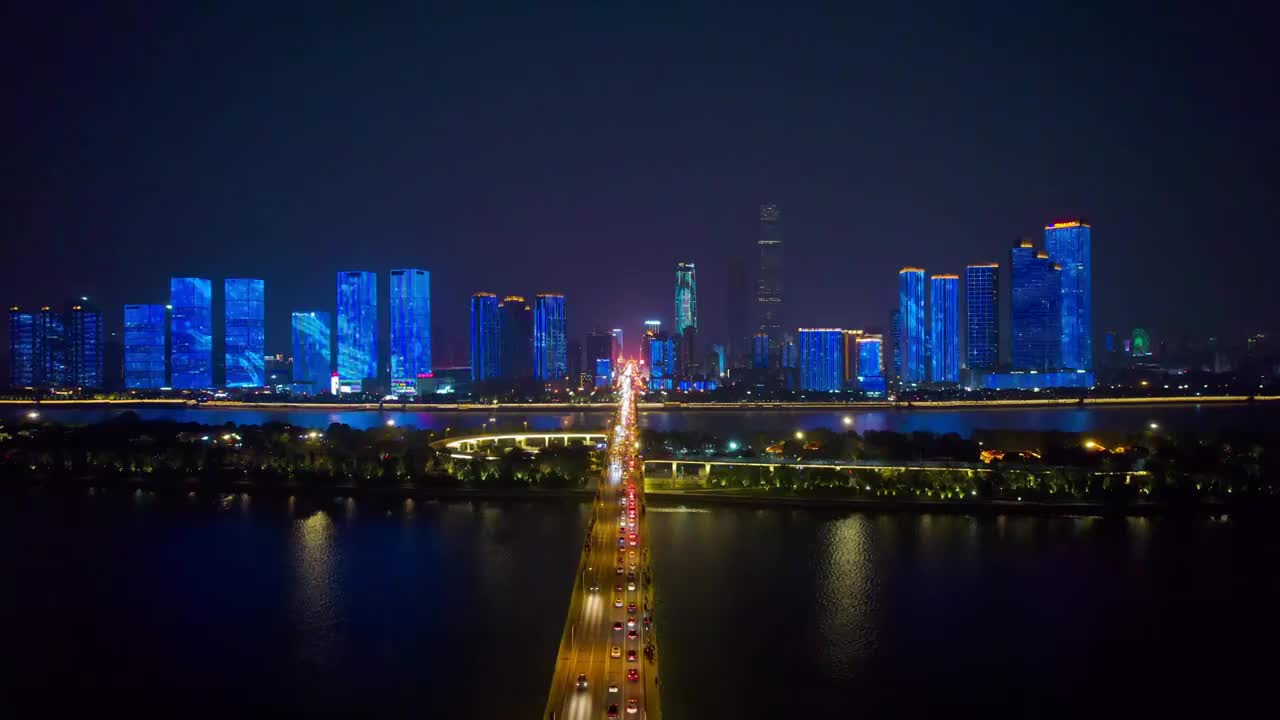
842, 329, 865, 387
586, 330, 613, 386
470, 292, 501, 382
965, 264, 999, 371
224, 279, 265, 388
336, 271, 377, 392
611, 328, 624, 364
68, 302, 103, 389
755, 204, 784, 351
169, 277, 212, 389
124, 304, 167, 389
37, 306, 69, 387
390, 269, 431, 394
799, 328, 844, 392
499, 296, 533, 380
8, 308, 36, 388
646, 324, 676, 391
534, 293, 567, 382
1011, 241, 1062, 371
291, 311, 331, 394
930, 274, 960, 384
751, 332, 769, 370
890, 309, 902, 385
674, 262, 697, 337
1044, 220, 1092, 370
856, 334, 885, 395
898, 268, 926, 384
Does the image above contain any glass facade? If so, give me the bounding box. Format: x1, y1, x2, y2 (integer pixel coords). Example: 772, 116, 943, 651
898, 268, 926, 384
751, 332, 769, 370
965, 264, 999, 371
647, 330, 676, 391
674, 262, 697, 336
169, 277, 213, 389
499, 296, 532, 379
533, 293, 567, 382
470, 292, 501, 382
390, 269, 431, 393
224, 278, 265, 388
856, 335, 883, 383
1044, 221, 1092, 370
755, 204, 784, 350
336, 271, 377, 391
799, 328, 844, 392
124, 304, 167, 389
1011, 243, 1062, 371
291, 311, 331, 394
890, 309, 902, 385
68, 304, 103, 388
930, 274, 959, 384
8, 309, 36, 387
37, 308, 69, 387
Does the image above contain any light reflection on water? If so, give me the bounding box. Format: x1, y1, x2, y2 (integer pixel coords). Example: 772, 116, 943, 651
293, 510, 339, 670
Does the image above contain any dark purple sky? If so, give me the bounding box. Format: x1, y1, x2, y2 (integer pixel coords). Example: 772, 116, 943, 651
5, 2, 1278, 365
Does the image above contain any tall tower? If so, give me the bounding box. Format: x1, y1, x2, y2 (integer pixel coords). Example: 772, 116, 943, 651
224, 279, 265, 388
291, 311, 331, 393
798, 328, 844, 392
929, 274, 960, 384
470, 292, 501, 382
898, 268, 926, 384
1011, 241, 1062, 371
169, 277, 213, 389
674, 262, 697, 337
336, 271, 377, 392
68, 301, 103, 389
123, 304, 167, 389
1044, 220, 1092, 370
534, 293, 567, 382
755, 204, 784, 352
8, 308, 36, 388
389, 269, 431, 394
499, 296, 533, 380
965, 264, 999, 371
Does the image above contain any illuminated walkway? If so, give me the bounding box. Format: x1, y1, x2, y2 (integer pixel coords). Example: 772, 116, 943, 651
430, 431, 608, 459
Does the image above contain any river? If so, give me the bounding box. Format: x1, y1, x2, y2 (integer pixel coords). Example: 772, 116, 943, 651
1, 490, 1275, 716
6, 401, 1280, 436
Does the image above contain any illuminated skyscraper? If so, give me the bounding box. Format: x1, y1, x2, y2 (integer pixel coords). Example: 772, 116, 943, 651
1044, 220, 1093, 370
929, 274, 960, 384
1011, 241, 1062, 371
890, 309, 902, 385
755, 204, 784, 350
674, 262, 697, 336
646, 324, 676, 391
390, 269, 431, 394
751, 331, 769, 370
842, 330, 864, 387
855, 334, 885, 395
224, 278, 265, 388
7, 308, 36, 387
499, 296, 533, 379
610, 328, 624, 364
799, 328, 844, 392
965, 264, 999, 371
470, 292, 501, 382
124, 304, 167, 389
68, 301, 103, 388
336, 271, 377, 392
534, 293, 567, 382
291, 311, 331, 393
898, 268, 926, 384
169, 277, 212, 389
586, 330, 613, 386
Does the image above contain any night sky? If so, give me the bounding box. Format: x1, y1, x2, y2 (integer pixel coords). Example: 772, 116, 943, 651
5, 3, 1278, 367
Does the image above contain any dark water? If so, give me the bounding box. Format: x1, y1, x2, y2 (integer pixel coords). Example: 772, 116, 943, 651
649, 506, 1280, 718
0, 491, 587, 717
7, 401, 1280, 436
3, 492, 1277, 717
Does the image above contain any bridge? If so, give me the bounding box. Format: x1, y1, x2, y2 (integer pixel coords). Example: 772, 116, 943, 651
430, 431, 608, 459
545, 363, 661, 720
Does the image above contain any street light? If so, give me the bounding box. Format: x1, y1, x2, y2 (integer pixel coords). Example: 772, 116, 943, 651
1148, 422, 1160, 430
386, 418, 396, 427
794, 431, 805, 441
842, 416, 853, 426
727, 441, 739, 452
26, 410, 39, 420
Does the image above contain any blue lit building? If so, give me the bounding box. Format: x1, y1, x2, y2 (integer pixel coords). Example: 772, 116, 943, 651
291, 311, 331, 394
1011, 241, 1062, 371
389, 269, 431, 394
646, 328, 676, 391
499, 296, 533, 380
336, 271, 377, 392
37, 307, 69, 387
534, 293, 567, 382
890, 309, 901, 386
8, 308, 36, 387
586, 330, 613, 387
898, 268, 926, 384
973, 369, 1094, 391
68, 302, 103, 389
799, 328, 844, 392
224, 279, 265, 387
169, 277, 212, 389
470, 292, 501, 382
929, 274, 959, 384
1044, 221, 1092, 370
674, 262, 697, 336
751, 332, 770, 370
965, 264, 999, 371
855, 334, 885, 396
124, 304, 167, 389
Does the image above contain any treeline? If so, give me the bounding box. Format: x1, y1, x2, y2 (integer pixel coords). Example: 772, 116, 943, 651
0, 413, 595, 490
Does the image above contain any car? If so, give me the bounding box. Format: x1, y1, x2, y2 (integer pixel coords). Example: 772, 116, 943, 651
616, 565, 624, 575
612, 621, 623, 632
627, 629, 638, 640
627, 581, 636, 591
589, 582, 599, 592
627, 616, 636, 628
627, 669, 639, 682
615, 596, 624, 608
617, 538, 625, 548
607, 703, 619, 718
627, 603, 637, 614
627, 698, 639, 714
608, 683, 619, 694
577, 673, 588, 690
627, 649, 637, 662
611, 645, 621, 658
